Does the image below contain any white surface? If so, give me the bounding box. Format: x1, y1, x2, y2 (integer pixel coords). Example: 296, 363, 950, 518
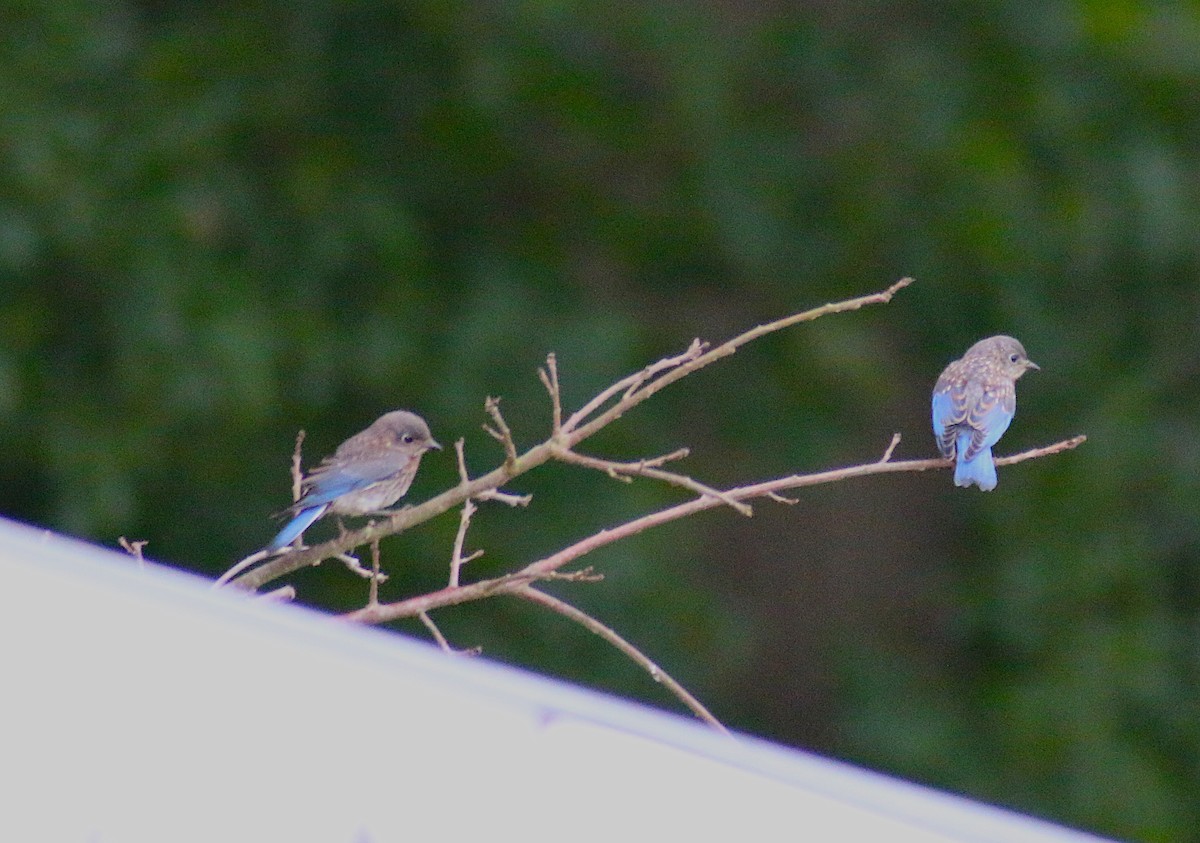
0, 517, 1115, 843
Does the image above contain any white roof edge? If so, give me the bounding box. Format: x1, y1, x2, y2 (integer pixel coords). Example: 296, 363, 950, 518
0, 516, 1118, 843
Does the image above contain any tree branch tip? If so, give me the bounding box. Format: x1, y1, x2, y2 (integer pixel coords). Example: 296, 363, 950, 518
477, 489, 533, 507
552, 566, 603, 583
880, 432, 902, 463
257, 586, 296, 603
214, 548, 270, 587
767, 491, 799, 505
333, 551, 388, 583
418, 610, 479, 655
118, 536, 148, 562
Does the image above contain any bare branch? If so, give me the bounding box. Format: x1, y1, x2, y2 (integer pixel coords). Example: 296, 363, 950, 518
555, 448, 753, 517
485, 396, 518, 468
367, 541, 382, 606
539, 352, 563, 434
334, 551, 386, 584
290, 430, 306, 504
520, 434, 1086, 582
515, 586, 730, 734
343, 567, 603, 625
562, 278, 914, 443
346, 434, 1086, 626
476, 489, 533, 507
214, 548, 270, 587
118, 536, 147, 567
880, 432, 901, 462
562, 340, 706, 435
228, 279, 914, 591
453, 438, 471, 486
418, 612, 481, 656
994, 435, 1087, 466
258, 586, 296, 603
449, 498, 480, 588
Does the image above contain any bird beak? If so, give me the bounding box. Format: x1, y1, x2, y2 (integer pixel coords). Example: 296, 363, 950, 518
428, 439, 443, 451
1026, 360, 1040, 371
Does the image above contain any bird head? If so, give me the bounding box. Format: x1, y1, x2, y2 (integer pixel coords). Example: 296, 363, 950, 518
981, 335, 1039, 380
377, 410, 442, 454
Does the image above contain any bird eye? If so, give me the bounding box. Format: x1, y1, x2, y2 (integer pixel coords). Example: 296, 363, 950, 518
1009, 353, 1020, 363
401, 433, 415, 443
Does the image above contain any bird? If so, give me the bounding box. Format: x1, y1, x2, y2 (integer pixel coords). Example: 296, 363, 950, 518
931, 336, 1039, 491
266, 410, 441, 552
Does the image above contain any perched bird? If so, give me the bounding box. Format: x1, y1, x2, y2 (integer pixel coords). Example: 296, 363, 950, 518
931, 336, 1039, 491
267, 410, 441, 552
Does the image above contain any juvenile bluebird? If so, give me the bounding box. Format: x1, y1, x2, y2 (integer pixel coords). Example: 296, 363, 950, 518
266, 410, 441, 552
931, 336, 1039, 491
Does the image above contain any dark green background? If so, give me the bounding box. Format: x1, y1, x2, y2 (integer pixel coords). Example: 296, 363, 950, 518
3, 3, 1198, 840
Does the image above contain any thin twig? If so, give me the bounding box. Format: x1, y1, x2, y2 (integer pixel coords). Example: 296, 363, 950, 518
214, 548, 270, 587
563, 340, 706, 435
368, 540, 382, 606
290, 430, 306, 504
344, 567, 604, 624
418, 611, 480, 655
485, 396, 518, 468
450, 438, 480, 588
257, 586, 296, 603
563, 279, 915, 443
118, 536, 147, 567
454, 438, 471, 486
476, 489, 533, 506
539, 353, 563, 434
449, 499, 481, 588
880, 432, 901, 462
419, 611, 452, 651
555, 448, 752, 516
515, 586, 730, 734
335, 551, 386, 582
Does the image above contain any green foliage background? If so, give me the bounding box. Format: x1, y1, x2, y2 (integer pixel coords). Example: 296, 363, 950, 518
3, 3, 1199, 839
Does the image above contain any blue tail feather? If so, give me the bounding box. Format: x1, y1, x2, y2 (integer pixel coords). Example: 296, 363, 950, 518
954, 446, 998, 491
267, 504, 328, 552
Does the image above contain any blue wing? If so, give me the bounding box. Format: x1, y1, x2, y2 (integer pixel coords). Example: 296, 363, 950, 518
292, 456, 409, 509
961, 388, 1015, 462
265, 455, 408, 552
930, 387, 960, 458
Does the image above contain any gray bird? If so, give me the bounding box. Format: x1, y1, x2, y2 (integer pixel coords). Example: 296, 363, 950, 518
932, 336, 1039, 490
267, 410, 441, 551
